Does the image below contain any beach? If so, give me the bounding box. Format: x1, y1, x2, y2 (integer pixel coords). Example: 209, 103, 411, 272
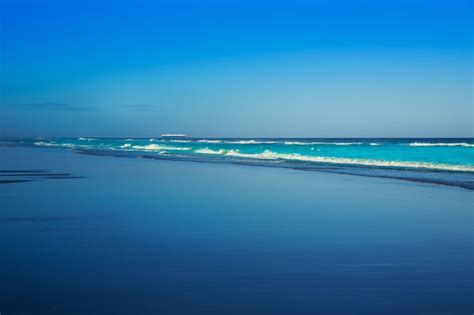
1, 146, 473, 314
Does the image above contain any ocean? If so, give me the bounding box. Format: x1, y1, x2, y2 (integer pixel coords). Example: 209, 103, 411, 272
3, 137, 474, 189
0, 141, 473, 314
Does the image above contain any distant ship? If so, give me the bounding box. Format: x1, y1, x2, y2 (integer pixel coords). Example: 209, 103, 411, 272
161, 133, 187, 139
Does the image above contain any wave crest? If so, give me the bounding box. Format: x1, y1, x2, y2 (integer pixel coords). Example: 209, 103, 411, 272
284, 141, 363, 146
131, 144, 191, 151
197, 140, 223, 143
193, 148, 474, 172
409, 142, 474, 147
195, 148, 226, 154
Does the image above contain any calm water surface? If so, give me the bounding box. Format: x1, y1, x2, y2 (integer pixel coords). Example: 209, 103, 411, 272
0, 147, 472, 314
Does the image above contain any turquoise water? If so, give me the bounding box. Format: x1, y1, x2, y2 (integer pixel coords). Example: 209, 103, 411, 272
3, 137, 474, 189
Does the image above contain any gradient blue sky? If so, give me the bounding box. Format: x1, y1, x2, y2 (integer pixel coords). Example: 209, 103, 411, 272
0, 0, 472, 138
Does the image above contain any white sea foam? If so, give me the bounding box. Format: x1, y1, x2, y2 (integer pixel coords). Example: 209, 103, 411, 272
369, 143, 380, 146
284, 141, 363, 146
224, 140, 278, 144
120, 143, 132, 148
193, 148, 474, 172
195, 148, 226, 154
34, 141, 57, 147
197, 139, 277, 144
227, 140, 260, 144
78, 137, 96, 141
131, 144, 191, 151
283, 141, 305, 145
35, 141, 78, 148
315, 142, 363, 145
409, 142, 474, 147
168, 147, 192, 151
193, 139, 361, 145
225, 149, 261, 158
197, 140, 223, 143
170, 140, 192, 143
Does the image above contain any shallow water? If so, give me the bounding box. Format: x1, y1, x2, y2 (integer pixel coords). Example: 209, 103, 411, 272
4, 137, 474, 189
0, 147, 472, 314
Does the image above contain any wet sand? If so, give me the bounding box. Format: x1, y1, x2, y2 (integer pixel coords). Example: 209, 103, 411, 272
0, 146, 472, 315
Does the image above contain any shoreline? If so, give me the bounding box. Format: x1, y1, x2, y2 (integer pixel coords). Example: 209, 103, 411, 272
79, 149, 474, 191
2, 137, 473, 191
1, 145, 472, 315
0, 145, 472, 191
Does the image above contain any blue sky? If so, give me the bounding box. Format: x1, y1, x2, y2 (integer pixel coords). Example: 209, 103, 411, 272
0, 0, 472, 137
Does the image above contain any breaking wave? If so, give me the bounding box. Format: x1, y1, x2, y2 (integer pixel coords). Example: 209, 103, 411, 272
13, 138, 474, 189
193, 148, 474, 172
224, 140, 278, 144
131, 144, 192, 151
197, 140, 223, 143
35, 142, 76, 148
169, 140, 192, 143
409, 142, 474, 148
283, 141, 363, 146
29, 139, 474, 174
195, 148, 226, 154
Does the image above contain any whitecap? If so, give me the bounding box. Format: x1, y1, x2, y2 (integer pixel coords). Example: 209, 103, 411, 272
284, 141, 362, 146
34, 141, 56, 147
409, 142, 474, 147
170, 140, 192, 143
195, 148, 226, 154
225, 140, 277, 144
35, 142, 77, 148
197, 140, 223, 143
194, 148, 474, 172
132, 144, 191, 151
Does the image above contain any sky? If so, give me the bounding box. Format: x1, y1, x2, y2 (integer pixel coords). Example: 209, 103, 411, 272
0, 0, 472, 138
